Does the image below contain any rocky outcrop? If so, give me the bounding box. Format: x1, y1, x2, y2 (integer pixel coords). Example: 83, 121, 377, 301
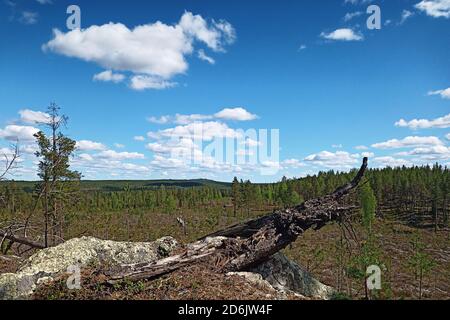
251, 253, 334, 299
228, 253, 333, 300
0, 236, 178, 300
0, 236, 333, 300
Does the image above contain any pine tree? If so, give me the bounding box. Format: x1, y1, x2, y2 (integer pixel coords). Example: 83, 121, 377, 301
231, 177, 240, 216
34, 103, 80, 247
359, 180, 377, 233
408, 233, 436, 299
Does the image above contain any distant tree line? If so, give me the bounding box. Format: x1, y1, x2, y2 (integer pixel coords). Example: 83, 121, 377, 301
1, 164, 448, 229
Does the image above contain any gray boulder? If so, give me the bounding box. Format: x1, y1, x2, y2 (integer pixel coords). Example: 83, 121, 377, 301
0, 236, 178, 300
251, 253, 334, 299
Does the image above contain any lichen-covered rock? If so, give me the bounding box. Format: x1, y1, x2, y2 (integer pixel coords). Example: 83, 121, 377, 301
250, 253, 334, 300
0, 236, 178, 300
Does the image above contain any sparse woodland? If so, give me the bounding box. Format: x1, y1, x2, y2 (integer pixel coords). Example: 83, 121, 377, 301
0, 106, 449, 300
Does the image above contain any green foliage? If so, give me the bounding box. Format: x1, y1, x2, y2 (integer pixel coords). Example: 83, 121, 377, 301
33, 103, 81, 247
359, 180, 377, 232
407, 233, 436, 299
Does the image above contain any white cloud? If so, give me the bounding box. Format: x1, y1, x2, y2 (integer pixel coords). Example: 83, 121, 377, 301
96, 150, 145, 160
0, 125, 39, 142
150, 121, 241, 142
446, 133, 450, 140
242, 138, 261, 147
372, 136, 444, 149
399, 10, 414, 24
344, 11, 363, 22
355, 145, 369, 150
19, 109, 51, 124
73, 155, 150, 174
415, 0, 450, 18
373, 156, 412, 167
148, 108, 258, 125
428, 87, 450, 99
114, 143, 125, 149
361, 152, 375, 158
19, 11, 38, 25
173, 114, 213, 125
93, 70, 125, 83
147, 116, 172, 125
214, 108, 258, 121
320, 28, 363, 41
20, 144, 39, 155
129, 75, 177, 90
282, 159, 306, 168
304, 151, 360, 168
43, 12, 235, 90
133, 136, 146, 141
78, 153, 94, 161
198, 49, 215, 64
150, 155, 186, 169
395, 113, 450, 129
36, 0, 52, 4
76, 140, 107, 151
397, 145, 450, 160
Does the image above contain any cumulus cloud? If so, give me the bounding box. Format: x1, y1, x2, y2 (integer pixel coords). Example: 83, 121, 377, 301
242, 138, 261, 147
133, 136, 146, 141
214, 108, 258, 121
76, 140, 107, 151
373, 156, 412, 167
320, 28, 363, 41
428, 87, 450, 99
397, 145, 450, 160
19, 109, 51, 124
395, 113, 450, 129
148, 108, 258, 125
372, 136, 444, 149
415, 0, 450, 18
355, 145, 369, 150
73, 155, 150, 175
282, 159, 306, 168
129, 75, 176, 90
304, 151, 360, 168
173, 114, 214, 125
149, 121, 241, 142
96, 150, 145, 160
43, 12, 235, 90
0, 125, 39, 142
93, 70, 125, 83
147, 116, 172, 125
446, 133, 450, 140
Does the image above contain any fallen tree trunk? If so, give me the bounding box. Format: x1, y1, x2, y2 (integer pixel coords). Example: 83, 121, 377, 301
0, 231, 45, 250
108, 158, 368, 284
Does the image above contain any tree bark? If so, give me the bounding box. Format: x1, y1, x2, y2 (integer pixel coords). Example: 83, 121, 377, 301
108, 158, 368, 283
0, 231, 45, 250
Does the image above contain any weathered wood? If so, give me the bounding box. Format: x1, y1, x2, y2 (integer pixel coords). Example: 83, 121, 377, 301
0, 231, 45, 250
108, 158, 368, 283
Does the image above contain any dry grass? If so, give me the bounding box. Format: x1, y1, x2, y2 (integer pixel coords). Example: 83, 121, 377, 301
33, 264, 303, 301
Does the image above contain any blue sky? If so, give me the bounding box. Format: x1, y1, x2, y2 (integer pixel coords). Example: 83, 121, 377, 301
0, 0, 449, 182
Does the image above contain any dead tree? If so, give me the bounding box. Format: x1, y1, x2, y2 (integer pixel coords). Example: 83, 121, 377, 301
0, 144, 19, 183
107, 158, 368, 284
0, 146, 46, 253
